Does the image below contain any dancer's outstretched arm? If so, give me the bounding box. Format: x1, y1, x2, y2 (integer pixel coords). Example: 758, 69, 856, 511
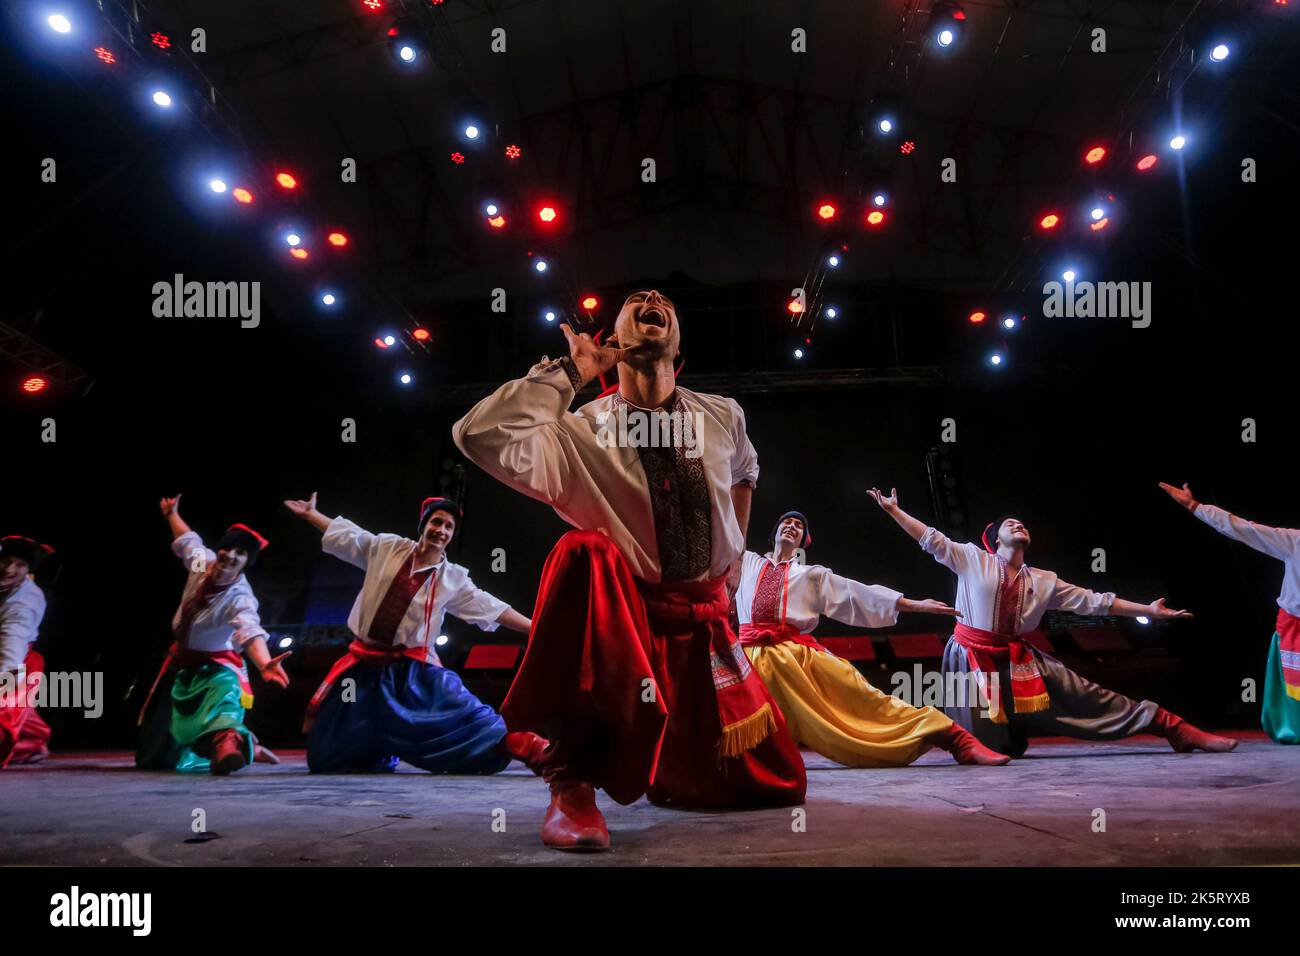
495, 608, 532, 634
1160, 481, 1300, 561
283, 491, 333, 534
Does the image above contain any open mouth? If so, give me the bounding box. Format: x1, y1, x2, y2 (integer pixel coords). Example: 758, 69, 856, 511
639, 307, 668, 329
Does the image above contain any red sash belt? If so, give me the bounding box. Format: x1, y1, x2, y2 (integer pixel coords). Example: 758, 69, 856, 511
952, 622, 1050, 723
738, 621, 828, 653
1277, 608, 1300, 702
302, 638, 434, 732
636, 575, 777, 758
137, 642, 253, 726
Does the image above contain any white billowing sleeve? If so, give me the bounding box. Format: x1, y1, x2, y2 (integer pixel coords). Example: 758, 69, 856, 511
452, 358, 581, 507
1049, 578, 1116, 616
812, 566, 902, 629
0, 587, 46, 672
322, 516, 380, 569
1196, 504, 1300, 562
228, 592, 269, 648
172, 531, 214, 571
443, 576, 510, 632
919, 526, 980, 575
727, 399, 760, 487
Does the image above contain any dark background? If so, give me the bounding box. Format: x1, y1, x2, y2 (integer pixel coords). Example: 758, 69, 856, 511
3, 0, 1298, 748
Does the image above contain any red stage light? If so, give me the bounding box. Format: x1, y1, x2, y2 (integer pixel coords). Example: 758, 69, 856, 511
1084, 146, 1106, 165
374, 337, 389, 349
150, 32, 172, 50
487, 215, 506, 228
1136, 153, 1159, 172
450, 152, 465, 164
362, 0, 384, 11
94, 47, 116, 65
327, 231, 349, 247
968, 311, 986, 324
412, 328, 431, 341
505, 144, 521, 159
21, 375, 47, 394
817, 203, 837, 221
900, 140, 916, 155
581, 295, 599, 311
275, 172, 298, 189
1039, 213, 1060, 230
538, 205, 558, 224
1089, 217, 1110, 231
231, 187, 253, 204
787, 299, 804, 315
289, 247, 309, 260
865, 209, 886, 226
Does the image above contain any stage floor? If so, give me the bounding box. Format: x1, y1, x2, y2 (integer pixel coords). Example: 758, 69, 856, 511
2, 732, 1296, 866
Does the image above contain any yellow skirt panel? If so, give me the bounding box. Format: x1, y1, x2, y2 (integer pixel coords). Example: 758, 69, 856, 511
745, 642, 951, 768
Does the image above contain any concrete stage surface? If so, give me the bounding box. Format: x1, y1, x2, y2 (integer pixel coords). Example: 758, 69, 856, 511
3, 732, 1296, 867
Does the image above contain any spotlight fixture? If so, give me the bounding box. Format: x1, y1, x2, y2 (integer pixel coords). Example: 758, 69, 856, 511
930, 1, 967, 48
865, 210, 886, 227
817, 202, 838, 221
580, 295, 599, 311
533, 258, 549, 273
327, 231, 349, 247
825, 306, 839, 319
827, 254, 841, 268
989, 352, 1004, 367
22, 374, 49, 394
209, 179, 227, 193
1084, 145, 1107, 165
398, 372, 413, 385
231, 188, 253, 204
1169, 134, 1187, 150
968, 311, 986, 324
151, 90, 173, 108
1136, 153, 1159, 172
47, 13, 72, 33
321, 292, 337, 306
1039, 212, 1061, 230
275, 172, 298, 189
412, 328, 430, 341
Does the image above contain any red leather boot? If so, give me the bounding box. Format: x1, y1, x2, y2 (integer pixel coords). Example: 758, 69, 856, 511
499, 731, 549, 775
1149, 708, 1237, 753
927, 722, 1012, 765
541, 780, 610, 852
209, 729, 249, 775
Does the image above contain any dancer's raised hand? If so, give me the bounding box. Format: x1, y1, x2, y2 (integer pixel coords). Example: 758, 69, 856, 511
868, 487, 899, 514
284, 492, 319, 518
1148, 597, 1193, 619
1157, 482, 1198, 512
561, 323, 628, 386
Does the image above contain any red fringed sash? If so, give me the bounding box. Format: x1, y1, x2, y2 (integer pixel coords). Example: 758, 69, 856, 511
636, 575, 777, 758
1277, 608, 1300, 702
952, 622, 1050, 723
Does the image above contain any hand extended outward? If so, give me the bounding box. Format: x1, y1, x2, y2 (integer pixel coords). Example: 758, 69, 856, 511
283, 491, 319, 518
1158, 481, 1199, 512
897, 597, 962, 618
1146, 597, 1193, 619
867, 487, 899, 514
259, 652, 292, 688
560, 323, 628, 387
160, 494, 182, 517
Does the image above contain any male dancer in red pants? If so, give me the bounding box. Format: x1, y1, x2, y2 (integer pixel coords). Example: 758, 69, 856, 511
454, 289, 806, 851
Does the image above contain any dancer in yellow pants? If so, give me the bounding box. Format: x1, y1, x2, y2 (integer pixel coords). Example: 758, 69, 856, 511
735, 511, 1008, 766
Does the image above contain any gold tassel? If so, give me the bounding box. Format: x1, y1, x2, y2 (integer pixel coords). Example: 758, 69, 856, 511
1285, 684, 1300, 702
718, 703, 776, 758
1013, 692, 1051, 714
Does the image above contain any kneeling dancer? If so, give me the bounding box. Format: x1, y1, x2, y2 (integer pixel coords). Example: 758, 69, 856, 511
137, 495, 289, 774
454, 289, 806, 851
737, 511, 1008, 766
286, 492, 545, 773
871, 488, 1236, 757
